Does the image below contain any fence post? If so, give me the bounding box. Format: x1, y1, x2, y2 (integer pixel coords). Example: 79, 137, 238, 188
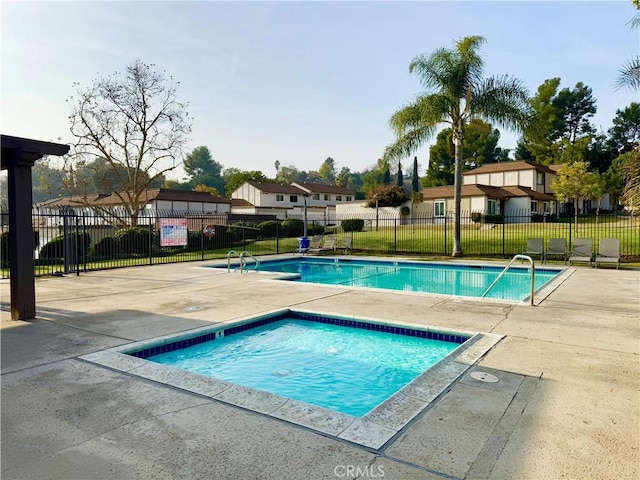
276, 220, 279, 254
82, 213, 87, 273
149, 221, 153, 265
201, 218, 205, 262
569, 221, 572, 250
502, 220, 506, 258
75, 216, 80, 276
394, 218, 397, 253
443, 215, 447, 255
62, 211, 70, 274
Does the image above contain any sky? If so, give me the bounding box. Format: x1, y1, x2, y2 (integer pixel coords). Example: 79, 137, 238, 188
1, 0, 639, 181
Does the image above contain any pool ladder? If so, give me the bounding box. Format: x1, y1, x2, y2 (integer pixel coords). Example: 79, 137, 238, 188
482, 254, 535, 306
227, 250, 260, 274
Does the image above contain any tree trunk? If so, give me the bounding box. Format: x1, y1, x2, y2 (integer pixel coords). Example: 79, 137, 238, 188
573, 198, 579, 232
452, 120, 464, 257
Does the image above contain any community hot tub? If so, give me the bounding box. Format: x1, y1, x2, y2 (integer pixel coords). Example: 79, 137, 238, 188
81, 309, 503, 449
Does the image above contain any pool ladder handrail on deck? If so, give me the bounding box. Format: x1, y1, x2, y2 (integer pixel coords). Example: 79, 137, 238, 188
227, 250, 261, 273
227, 250, 241, 273
239, 251, 260, 273
482, 254, 536, 306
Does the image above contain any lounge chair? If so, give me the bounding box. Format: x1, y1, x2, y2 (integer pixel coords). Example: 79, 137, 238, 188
546, 238, 567, 264
595, 238, 620, 269
568, 238, 593, 267
334, 237, 352, 254
523, 238, 545, 263
308, 236, 336, 255
298, 235, 323, 255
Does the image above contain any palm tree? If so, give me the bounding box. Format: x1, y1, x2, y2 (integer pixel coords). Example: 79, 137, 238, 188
615, 14, 640, 92
384, 36, 530, 256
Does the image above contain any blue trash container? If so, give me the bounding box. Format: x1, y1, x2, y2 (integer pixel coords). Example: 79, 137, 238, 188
298, 237, 310, 252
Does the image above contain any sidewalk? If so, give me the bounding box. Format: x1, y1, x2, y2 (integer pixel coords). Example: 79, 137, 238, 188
1, 260, 638, 479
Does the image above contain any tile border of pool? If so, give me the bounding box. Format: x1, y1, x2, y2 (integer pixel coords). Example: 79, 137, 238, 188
80, 308, 503, 450
204, 255, 574, 306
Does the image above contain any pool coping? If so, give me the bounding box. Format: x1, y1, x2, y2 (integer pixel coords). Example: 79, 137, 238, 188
80, 308, 503, 450
203, 255, 574, 306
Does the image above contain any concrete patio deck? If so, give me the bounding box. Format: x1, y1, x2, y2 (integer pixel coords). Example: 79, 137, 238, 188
1, 258, 638, 479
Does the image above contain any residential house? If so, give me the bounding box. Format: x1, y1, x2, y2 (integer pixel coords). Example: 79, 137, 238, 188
230, 181, 355, 221
419, 160, 558, 223
35, 188, 231, 217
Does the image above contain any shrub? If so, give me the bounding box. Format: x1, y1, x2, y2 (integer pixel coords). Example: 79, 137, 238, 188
114, 227, 152, 255
482, 214, 504, 224
228, 221, 261, 240
281, 218, 304, 237
258, 220, 279, 238
1, 230, 40, 267
531, 213, 556, 223
341, 218, 364, 232
39, 233, 91, 259
307, 223, 325, 236
365, 185, 410, 207
88, 236, 122, 258
471, 212, 482, 224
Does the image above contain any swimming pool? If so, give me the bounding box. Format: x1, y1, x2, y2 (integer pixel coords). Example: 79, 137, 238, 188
143, 316, 463, 417
81, 308, 503, 449
214, 257, 564, 302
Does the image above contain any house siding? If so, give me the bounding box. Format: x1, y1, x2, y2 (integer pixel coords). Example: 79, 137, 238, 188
470, 196, 485, 212
519, 170, 535, 190
504, 196, 530, 222
504, 171, 518, 186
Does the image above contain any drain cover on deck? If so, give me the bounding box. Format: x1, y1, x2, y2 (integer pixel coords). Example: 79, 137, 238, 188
470, 371, 500, 383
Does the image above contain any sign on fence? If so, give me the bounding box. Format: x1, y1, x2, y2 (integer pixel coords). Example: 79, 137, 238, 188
160, 218, 188, 247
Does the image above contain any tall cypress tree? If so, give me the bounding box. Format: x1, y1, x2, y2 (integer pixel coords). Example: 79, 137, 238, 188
396, 161, 403, 187
412, 156, 420, 192
383, 167, 391, 185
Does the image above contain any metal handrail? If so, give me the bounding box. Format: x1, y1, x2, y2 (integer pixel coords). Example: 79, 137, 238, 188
227, 250, 241, 272
239, 251, 260, 274
482, 254, 536, 306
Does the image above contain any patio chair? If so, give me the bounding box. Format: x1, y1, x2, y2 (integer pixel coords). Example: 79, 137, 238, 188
523, 238, 545, 263
595, 238, 620, 269
546, 238, 567, 264
334, 237, 352, 254
568, 238, 593, 267
308, 236, 336, 255
298, 235, 323, 255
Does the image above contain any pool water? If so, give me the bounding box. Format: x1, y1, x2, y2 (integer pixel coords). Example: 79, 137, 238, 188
147, 318, 461, 417
236, 258, 560, 301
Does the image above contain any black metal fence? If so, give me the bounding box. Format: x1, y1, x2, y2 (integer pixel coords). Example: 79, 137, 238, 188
1, 209, 638, 278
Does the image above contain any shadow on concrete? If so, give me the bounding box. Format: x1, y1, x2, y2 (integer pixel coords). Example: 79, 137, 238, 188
1, 306, 217, 374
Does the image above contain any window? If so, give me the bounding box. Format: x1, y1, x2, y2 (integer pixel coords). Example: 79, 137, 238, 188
336, 195, 342, 201
346, 196, 352, 202
324, 194, 330, 201
488, 199, 497, 215
531, 200, 538, 213
312, 194, 320, 200
276, 194, 284, 202
543, 201, 550, 214
434, 200, 446, 217
289, 195, 298, 203
537, 172, 544, 185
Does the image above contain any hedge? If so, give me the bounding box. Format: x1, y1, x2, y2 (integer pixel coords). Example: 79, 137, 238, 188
341, 218, 365, 232
39, 233, 91, 259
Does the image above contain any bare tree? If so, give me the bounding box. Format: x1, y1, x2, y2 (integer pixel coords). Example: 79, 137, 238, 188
67, 60, 191, 224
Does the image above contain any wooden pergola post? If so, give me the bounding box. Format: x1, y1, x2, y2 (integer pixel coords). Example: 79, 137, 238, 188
1, 135, 69, 320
